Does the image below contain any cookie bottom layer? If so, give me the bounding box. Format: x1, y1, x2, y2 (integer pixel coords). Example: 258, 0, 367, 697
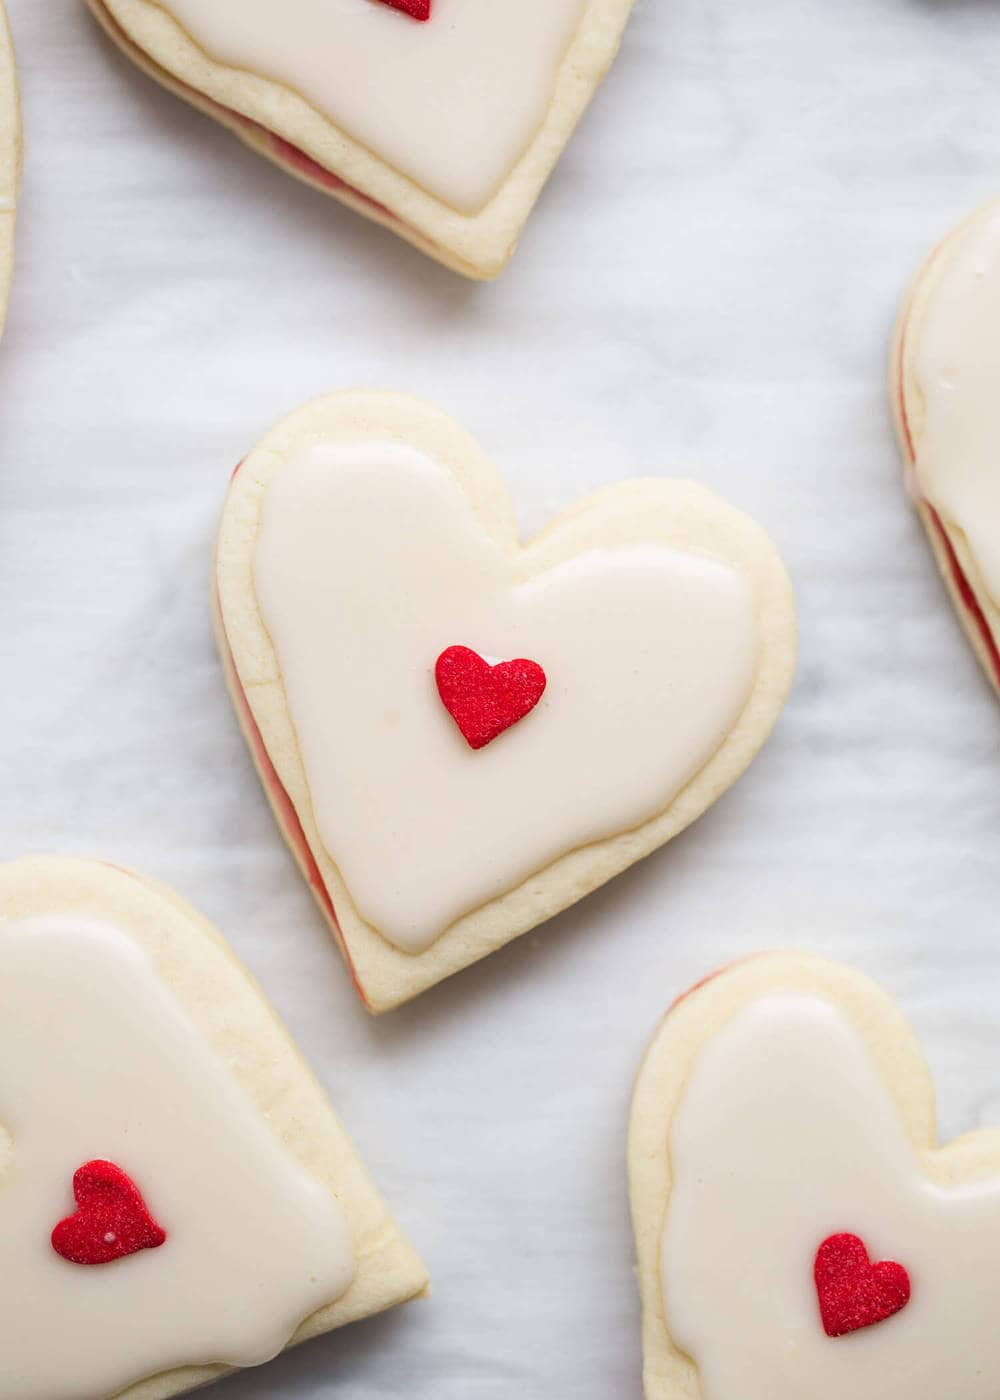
87, 0, 480, 277
923, 502, 1000, 690
894, 315, 1000, 693
213, 574, 371, 1011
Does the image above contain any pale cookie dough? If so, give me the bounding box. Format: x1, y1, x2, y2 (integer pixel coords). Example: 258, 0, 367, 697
892, 197, 1000, 698
0, 857, 428, 1400
629, 952, 1000, 1400
0, 0, 20, 337
85, 0, 634, 280
215, 392, 797, 1012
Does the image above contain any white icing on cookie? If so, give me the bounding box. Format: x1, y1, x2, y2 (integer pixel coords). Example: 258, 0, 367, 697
662, 994, 1000, 1400
154, 0, 586, 212
252, 441, 759, 954
0, 915, 354, 1400
910, 203, 1000, 606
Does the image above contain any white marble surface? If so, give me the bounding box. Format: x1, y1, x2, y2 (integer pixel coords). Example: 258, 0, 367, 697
3, 0, 1000, 1395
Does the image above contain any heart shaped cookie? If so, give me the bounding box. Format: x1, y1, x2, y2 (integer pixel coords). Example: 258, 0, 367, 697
0, 857, 427, 1400
0, 1, 19, 338
215, 392, 797, 1012
892, 198, 1000, 697
86, 0, 634, 279
629, 952, 1000, 1400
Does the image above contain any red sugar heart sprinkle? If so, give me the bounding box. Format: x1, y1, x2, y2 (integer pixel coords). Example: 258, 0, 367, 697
814, 1233, 911, 1337
435, 645, 547, 750
379, 0, 432, 19
51, 1160, 167, 1267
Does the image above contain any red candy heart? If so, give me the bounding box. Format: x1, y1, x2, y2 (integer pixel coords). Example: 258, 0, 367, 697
814, 1233, 911, 1337
51, 1160, 167, 1267
435, 645, 547, 750
380, 0, 431, 19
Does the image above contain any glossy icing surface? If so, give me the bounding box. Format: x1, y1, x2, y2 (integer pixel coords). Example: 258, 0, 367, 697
662, 994, 1000, 1399
154, 0, 586, 212
911, 204, 1000, 607
0, 914, 354, 1400
252, 441, 759, 953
